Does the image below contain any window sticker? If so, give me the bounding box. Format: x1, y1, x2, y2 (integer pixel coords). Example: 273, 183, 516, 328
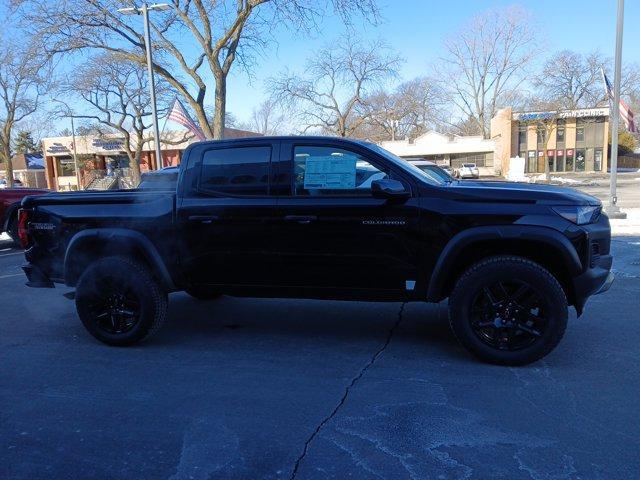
303, 156, 357, 189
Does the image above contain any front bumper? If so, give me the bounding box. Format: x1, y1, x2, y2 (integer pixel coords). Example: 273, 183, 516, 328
22, 263, 55, 288
571, 214, 614, 314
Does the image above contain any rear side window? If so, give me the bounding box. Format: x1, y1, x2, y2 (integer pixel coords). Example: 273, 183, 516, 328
200, 146, 271, 196
293, 146, 387, 196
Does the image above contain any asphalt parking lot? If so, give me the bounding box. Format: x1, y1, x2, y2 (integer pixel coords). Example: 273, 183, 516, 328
1, 234, 639, 480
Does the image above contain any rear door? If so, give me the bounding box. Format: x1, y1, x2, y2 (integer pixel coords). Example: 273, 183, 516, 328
271, 140, 422, 293
176, 140, 280, 287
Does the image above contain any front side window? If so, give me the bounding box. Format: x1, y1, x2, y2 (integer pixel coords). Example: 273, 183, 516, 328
293, 146, 387, 196
200, 146, 271, 196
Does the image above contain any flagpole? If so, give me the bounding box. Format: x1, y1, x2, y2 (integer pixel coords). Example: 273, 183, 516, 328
606, 0, 627, 219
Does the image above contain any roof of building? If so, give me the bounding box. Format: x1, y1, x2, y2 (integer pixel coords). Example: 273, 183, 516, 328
380, 130, 495, 157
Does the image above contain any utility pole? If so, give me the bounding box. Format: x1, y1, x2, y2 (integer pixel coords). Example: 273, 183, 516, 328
606, 0, 627, 219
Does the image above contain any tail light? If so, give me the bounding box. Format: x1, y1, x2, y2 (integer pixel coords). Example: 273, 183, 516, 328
17, 209, 30, 248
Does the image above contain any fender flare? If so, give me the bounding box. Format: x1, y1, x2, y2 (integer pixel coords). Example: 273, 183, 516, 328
426, 225, 583, 302
64, 228, 176, 290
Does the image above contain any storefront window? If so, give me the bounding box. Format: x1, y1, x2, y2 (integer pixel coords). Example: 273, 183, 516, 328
527, 151, 536, 173
556, 150, 565, 172
594, 148, 603, 171
565, 149, 574, 171
575, 149, 586, 172
518, 126, 527, 150
536, 127, 545, 147
57, 157, 76, 176
556, 120, 565, 144
547, 153, 555, 173
576, 125, 585, 143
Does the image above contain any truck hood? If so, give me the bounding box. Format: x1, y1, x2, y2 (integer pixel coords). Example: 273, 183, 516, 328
446, 180, 601, 206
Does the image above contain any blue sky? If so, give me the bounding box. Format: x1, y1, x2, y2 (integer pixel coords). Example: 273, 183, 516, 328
41, 0, 639, 134
223, 0, 640, 122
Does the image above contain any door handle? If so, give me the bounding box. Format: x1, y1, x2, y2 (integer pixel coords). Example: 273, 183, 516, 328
188, 215, 219, 224
283, 215, 317, 224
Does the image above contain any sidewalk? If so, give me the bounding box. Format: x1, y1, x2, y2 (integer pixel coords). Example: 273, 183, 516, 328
610, 208, 640, 236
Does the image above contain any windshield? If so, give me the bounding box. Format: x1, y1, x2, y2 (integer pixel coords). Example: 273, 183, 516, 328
362, 143, 448, 185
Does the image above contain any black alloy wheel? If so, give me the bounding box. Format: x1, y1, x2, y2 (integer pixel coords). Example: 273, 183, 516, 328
470, 280, 547, 351
85, 277, 142, 335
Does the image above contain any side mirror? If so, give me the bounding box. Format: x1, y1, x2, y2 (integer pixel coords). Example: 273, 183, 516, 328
371, 178, 410, 200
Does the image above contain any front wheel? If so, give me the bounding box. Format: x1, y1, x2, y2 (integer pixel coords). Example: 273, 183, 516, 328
75, 256, 168, 346
448, 256, 568, 365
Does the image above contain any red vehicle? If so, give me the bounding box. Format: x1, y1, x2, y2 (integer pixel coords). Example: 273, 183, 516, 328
1, 187, 49, 244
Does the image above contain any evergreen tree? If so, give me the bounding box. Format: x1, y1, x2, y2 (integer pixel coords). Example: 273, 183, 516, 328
13, 130, 38, 154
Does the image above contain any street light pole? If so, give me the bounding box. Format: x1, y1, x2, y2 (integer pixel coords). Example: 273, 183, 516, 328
117, 3, 169, 171
141, 3, 163, 170
606, 0, 627, 219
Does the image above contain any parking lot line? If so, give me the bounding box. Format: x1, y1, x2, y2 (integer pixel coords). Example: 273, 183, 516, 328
0, 273, 22, 279
0, 251, 22, 257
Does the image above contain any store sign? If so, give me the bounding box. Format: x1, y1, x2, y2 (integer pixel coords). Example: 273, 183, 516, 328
556, 149, 564, 156
92, 138, 124, 151
46, 142, 71, 154
566, 149, 574, 156
538, 151, 544, 157
547, 149, 555, 157
558, 108, 608, 119
514, 108, 609, 121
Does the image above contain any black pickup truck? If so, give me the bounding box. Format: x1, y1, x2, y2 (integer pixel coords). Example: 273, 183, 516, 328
19, 136, 614, 365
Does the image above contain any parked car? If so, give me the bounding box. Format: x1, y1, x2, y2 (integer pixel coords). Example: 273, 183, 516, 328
408, 160, 454, 183
20, 136, 613, 365
0, 178, 23, 188
1, 187, 49, 244
455, 163, 480, 179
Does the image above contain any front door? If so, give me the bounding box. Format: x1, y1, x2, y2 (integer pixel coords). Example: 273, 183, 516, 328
272, 141, 421, 293
177, 141, 280, 287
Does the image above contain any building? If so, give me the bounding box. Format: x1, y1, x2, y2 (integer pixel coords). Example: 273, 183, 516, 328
380, 131, 496, 176
381, 106, 611, 177
491, 107, 610, 175
4, 153, 47, 188
41, 127, 259, 191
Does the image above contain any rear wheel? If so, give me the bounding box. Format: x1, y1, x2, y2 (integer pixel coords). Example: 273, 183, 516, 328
75, 256, 167, 346
448, 256, 568, 365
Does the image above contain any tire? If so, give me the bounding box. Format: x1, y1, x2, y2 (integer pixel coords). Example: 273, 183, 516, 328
184, 285, 222, 300
448, 255, 568, 366
75, 255, 168, 346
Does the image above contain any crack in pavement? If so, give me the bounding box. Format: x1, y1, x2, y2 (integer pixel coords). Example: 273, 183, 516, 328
288, 302, 407, 480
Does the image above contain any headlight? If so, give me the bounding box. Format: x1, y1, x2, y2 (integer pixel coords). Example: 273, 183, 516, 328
552, 205, 601, 225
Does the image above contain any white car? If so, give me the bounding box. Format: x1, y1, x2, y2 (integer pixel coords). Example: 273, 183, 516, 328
455, 163, 480, 179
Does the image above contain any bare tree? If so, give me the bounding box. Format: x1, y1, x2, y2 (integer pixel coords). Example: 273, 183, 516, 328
437, 6, 537, 137
20, 0, 378, 140
63, 54, 176, 184
249, 99, 286, 135
358, 76, 446, 141
269, 36, 401, 137
533, 51, 606, 109
0, 37, 49, 186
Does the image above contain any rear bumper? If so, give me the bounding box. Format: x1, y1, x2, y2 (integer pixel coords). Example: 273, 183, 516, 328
22, 263, 55, 288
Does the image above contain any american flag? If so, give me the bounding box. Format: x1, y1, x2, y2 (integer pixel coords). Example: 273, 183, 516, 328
602, 68, 636, 133
167, 98, 206, 140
